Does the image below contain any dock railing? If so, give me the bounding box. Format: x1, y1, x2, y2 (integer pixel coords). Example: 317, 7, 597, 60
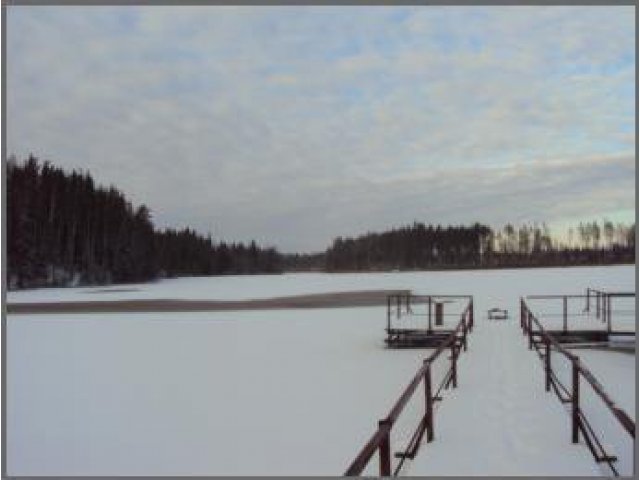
585, 288, 636, 331
345, 297, 473, 476
385, 293, 474, 342
525, 290, 635, 335
520, 297, 635, 476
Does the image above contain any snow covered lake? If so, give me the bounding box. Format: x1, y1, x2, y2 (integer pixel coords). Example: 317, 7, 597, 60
6, 265, 636, 475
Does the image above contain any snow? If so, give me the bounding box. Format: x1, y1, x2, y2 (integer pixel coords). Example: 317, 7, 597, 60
5, 265, 636, 476
7, 264, 635, 303
550, 347, 636, 476
7, 308, 427, 475
403, 320, 603, 476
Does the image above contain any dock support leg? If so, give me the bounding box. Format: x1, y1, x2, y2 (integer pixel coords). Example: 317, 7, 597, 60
424, 362, 434, 442
545, 336, 551, 392
572, 361, 580, 444
379, 420, 391, 476
450, 344, 458, 388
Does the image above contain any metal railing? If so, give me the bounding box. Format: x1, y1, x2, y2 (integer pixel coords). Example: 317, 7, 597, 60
525, 290, 635, 335
520, 298, 635, 476
345, 297, 474, 476
385, 293, 474, 335
585, 288, 636, 332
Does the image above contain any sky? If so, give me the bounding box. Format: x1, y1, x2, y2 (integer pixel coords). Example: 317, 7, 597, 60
6, 6, 636, 253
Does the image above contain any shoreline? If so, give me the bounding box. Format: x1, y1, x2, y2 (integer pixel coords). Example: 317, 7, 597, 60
7, 289, 412, 315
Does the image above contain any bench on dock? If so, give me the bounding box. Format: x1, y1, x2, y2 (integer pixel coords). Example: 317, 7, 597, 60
488, 308, 508, 320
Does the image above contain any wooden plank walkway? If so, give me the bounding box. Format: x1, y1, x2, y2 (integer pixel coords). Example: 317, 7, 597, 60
401, 310, 604, 476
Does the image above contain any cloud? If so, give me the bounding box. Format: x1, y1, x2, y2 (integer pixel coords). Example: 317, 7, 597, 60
6, 6, 635, 252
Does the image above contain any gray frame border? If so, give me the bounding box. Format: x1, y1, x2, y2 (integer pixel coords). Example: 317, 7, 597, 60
1, 1, 637, 478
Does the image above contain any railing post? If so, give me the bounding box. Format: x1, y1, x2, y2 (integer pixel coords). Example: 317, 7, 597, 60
469, 298, 474, 331
462, 320, 468, 351
406, 293, 410, 314
387, 296, 391, 332
563, 295, 567, 334
450, 343, 458, 388
427, 296, 432, 333
545, 336, 551, 392
424, 361, 434, 442
606, 295, 612, 332
572, 359, 580, 444
520, 298, 524, 331
528, 312, 533, 350
378, 419, 392, 476
585, 288, 590, 312
396, 295, 401, 320
596, 292, 600, 319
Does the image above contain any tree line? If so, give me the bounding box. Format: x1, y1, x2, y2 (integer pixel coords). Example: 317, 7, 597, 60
7, 156, 283, 289
481, 221, 634, 268
6, 155, 635, 288
317, 220, 635, 272
323, 223, 492, 271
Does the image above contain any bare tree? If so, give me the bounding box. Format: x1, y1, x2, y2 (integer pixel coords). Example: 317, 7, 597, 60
603, 220, 614, 249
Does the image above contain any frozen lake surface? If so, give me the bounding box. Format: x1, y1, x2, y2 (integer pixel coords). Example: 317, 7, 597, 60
6, 265, 636, 475
7, 264, 636, 304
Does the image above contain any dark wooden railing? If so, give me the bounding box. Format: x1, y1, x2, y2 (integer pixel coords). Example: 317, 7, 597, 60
526, 290, 635, 334
585, 288, 635, 331
520, 297, 635, 476
345, 297, 474, 476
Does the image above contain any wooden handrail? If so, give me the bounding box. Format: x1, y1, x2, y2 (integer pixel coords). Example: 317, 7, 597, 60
527, 292, 634, 299
344, 425, 392, 476
521, 298, 635, 447
587, 289, 635, 298
345, 297, 473, 476
387, 364, 430, 425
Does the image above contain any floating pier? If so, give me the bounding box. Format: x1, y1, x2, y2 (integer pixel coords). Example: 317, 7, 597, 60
384, 293, 473, 349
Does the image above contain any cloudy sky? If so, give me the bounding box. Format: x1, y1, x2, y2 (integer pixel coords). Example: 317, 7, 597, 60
6, 6, 636, 252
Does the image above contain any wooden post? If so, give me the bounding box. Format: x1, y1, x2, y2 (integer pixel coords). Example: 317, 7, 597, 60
396, 295, 401, 319
469, 299, 474, 331
427, 296, 432, 333
450, 343, 457, 388
545, 336, 551, 392
462, 320, 468, 351
586, 288, 590, 312
528, 312, 533, 350
607, 295, 612, 332
520, 299, 524, 331
596, 292, 600, 319
424, 362, 434, 442
379, 419, 391, 476
435, 302, 444, 326
572, 360, 580, 443
563, 296, 568, 334
387, 296, 391, 332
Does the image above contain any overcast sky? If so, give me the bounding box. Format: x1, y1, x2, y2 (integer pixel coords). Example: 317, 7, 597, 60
7, 6, 636, 252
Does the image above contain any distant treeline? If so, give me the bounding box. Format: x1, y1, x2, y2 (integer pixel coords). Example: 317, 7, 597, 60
326, 223, 492, 271
6, 156, 636, 289
7, 156, 283, 289
480, 221, 635, 268
304, 220, 635, 272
